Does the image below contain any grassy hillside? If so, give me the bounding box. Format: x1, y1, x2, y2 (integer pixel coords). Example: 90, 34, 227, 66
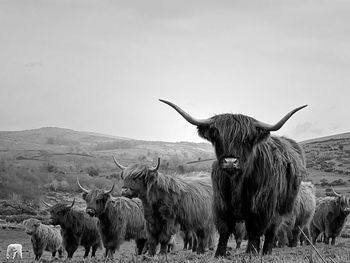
1, 127, 350, 212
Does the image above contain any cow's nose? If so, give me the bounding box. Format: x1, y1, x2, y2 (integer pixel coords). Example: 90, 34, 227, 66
86, 208, 96, 216
221, 157, 240, 170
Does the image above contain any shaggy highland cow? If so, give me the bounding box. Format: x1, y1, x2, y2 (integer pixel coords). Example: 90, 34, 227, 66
276, 181, 316, 247
23, 218, 63, 261
116, 157, 215, 255
42, 199, 102, 259
310, 189, 350, 245
160, 99, 307, 256
77, 180, 147, 259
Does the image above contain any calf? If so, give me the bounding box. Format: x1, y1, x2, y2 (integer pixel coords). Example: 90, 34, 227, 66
23, 218, 63, 261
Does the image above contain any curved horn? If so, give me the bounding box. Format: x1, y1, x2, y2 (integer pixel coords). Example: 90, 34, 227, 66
68, 198, 75, 209
159, 99, 213, 126
77, 178, 89, 193
255, 105, 308, 132
104, 183, 115, 195
149, 158, 160, 172
113, 156, 126, 170
42, 200, 52, 208
332, 187, 342, 197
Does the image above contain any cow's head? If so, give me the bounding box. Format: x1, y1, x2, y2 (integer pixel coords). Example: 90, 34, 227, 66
333, 189, 350, 215
42, 199, 75, 226
23, 218, 41, 235
77, 179, 114, 217
159, 99, 306, 172
113, 156, 160, 198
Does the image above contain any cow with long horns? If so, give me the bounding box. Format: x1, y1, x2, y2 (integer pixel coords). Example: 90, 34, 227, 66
42, 199, 102, 259
116, 157, 215, 256
310, 188, 350, 245
77, 180, 147, 259
159, 99, 307, 256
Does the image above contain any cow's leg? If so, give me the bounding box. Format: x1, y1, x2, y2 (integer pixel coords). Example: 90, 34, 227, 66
135, 238, 147, 255
214, 214, 233, 257
91, 244, 99, 258
289, 226, 301, 247
191, 234, 197, 252
215, 230, 231, 257
66, 243, 78, 259
310, 224, 320, 244
158, 242, 168, 254
146, 235, 158, 256
183, 236, 188, 250
83, 246, 91, 258
195, 229, 207, 254
246, 236, 260, 254
324, 235, 330, 245
331, 236, 336, 245
301, 227, 311, 245
263, 224, 278, 255
35, 251, 43, 261
58, 247, 63, 258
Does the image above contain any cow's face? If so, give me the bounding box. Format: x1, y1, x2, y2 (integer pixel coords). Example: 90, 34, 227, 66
122, 165, 150, 198
197, 114, 269, 172
48, 204, 72, 226
338, 195, 350, 215
23, 219, 40, 235
82, 190, 109, 217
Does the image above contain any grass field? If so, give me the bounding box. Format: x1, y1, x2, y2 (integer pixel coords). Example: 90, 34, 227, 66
1, 229, 350, 263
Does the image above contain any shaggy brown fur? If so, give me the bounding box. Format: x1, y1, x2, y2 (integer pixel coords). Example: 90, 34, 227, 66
23, 218, 63, 261
46, 201, 102, 259
121, 163, 215, 256
277, 181, 316, 247
81, 188, 147, 259
311, 194, 350, 245
160, 100, 306, 256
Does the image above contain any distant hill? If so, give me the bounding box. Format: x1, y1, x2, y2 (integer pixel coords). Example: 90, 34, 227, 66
0, 127, 214, 174
301, 132, 350, 144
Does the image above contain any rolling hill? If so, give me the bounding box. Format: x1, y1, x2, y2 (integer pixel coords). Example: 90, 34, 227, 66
0, 127, 350, 222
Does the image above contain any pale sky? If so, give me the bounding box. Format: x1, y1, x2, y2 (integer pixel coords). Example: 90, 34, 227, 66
1, 0, 349, 143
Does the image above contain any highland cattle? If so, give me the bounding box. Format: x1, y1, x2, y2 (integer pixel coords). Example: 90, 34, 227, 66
42, 199, 102, 259
77, 180, 147, 259
311, 189, 350, 245
160, 99, 307, 256
23, 218, 63, 261
117, 157, 215, 255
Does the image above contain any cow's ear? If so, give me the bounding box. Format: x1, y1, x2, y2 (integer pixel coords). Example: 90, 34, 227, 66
253, 128, 270, 145
82, 192, 87, 200
145, 170, 158, 183
198, 125, 217, 143
102, 193, 110, 201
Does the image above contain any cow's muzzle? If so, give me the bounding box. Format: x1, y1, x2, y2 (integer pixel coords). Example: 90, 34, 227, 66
343, 208, 350, 214
86, 208, 96, 217
121, 188, 133, 198
220, 157, 240, 170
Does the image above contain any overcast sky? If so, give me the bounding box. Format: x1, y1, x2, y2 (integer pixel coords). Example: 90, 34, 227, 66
1, 0, 349, 143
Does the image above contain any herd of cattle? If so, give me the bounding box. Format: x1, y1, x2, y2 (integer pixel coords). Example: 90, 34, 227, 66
6, 99, 350, 261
